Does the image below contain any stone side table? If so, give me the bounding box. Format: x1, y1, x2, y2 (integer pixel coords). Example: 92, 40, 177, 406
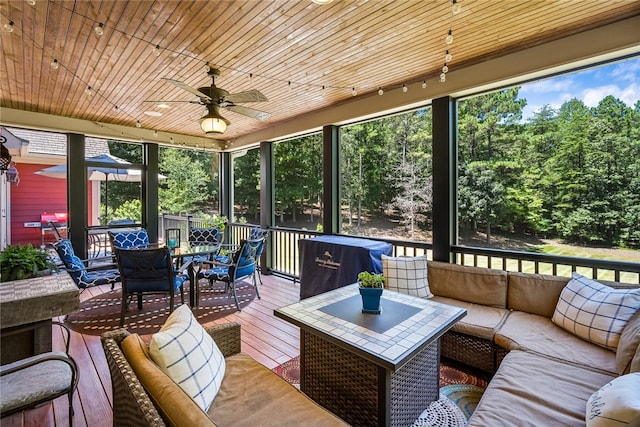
0, 273, 79, 364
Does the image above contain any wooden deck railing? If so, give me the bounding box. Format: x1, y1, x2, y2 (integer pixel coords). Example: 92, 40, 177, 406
226, 223, 640, 285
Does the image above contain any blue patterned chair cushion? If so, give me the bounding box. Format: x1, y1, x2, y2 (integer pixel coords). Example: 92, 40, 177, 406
54, 240, 120, 289
188, 227, 222, 246
248, 227, 268, 240
109, 229, 150, 250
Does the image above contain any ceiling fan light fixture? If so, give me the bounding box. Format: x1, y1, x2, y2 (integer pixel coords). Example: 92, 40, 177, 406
201, 105, 230, 135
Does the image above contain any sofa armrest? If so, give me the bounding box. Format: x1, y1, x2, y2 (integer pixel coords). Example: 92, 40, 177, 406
205, 322, 241, 358
101, 329, 167, 427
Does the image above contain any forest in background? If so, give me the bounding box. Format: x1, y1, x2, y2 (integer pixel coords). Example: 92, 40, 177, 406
235, 87, 640, 250
106, 85, 640, 252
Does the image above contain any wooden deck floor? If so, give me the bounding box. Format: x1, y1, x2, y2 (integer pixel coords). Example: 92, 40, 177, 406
2, 274, 301, 427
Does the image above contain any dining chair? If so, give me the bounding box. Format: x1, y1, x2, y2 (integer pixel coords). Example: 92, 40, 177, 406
248, 227, 269, 284
197, 238, 263, 311
53, 239, 121, 290
186, 226, 223, 263
114, 246, 186, 327
108, 228, 150, 251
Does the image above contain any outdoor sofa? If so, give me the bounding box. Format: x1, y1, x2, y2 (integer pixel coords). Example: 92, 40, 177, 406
422, 260, 640, 426
101, 319, 348, 427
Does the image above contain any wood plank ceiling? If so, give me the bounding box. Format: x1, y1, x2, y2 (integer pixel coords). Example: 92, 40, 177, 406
1, 0, 638, 150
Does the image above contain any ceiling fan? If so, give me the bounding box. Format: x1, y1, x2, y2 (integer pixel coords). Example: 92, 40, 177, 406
153, 66, 271, 135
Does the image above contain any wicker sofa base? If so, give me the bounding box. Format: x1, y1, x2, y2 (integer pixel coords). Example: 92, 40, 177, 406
301, 330, 440, 427
441, 330, 508, 373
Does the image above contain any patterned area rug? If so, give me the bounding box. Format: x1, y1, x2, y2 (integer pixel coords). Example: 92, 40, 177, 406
65, 283, 256, 335
273, 356, 488, 426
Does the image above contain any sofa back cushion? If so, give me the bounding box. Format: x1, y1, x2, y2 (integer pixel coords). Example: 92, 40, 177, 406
427, 261, 507, 308
507, 272, 570, 317
121, 333, 214, 426
616, 310, 640, 375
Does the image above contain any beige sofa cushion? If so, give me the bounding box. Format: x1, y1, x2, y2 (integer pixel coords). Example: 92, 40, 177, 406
121, 333, 215, 427
495, 311, 617, 374
507, 272, 569, 317
209, 353, 348, 427
468, 350, 615, 427
431, 296, 508, 340
428, 261, 507, 308
617, 310, 640, 375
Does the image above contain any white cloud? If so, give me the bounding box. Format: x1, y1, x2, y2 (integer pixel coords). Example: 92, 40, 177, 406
520, 77, 574, 95
582, 83, 640, 107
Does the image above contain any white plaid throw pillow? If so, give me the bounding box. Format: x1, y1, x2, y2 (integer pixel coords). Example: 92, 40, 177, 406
382, 254, 433, 298
552, 273, 640, 351
150, 304, 225, 411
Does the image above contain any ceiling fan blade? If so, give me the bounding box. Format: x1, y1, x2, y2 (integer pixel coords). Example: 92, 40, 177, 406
225, 105, 271, 121
162, 78, 212, 101
225, 89, 268, 103
143, 100, 200, 104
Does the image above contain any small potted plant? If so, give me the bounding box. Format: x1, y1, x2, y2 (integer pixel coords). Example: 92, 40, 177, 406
0, 243, 58, 282
357, 271, 385, 314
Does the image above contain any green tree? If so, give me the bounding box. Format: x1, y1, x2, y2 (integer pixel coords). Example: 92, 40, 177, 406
159, 148, 210, 214
233, 148, 261, 221
274, 134, 323, 225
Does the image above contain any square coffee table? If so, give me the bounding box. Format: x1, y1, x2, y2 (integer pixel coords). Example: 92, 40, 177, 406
274, 284, 466, 427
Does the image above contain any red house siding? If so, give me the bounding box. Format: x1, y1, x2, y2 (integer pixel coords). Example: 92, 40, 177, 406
10, 163, 67, 246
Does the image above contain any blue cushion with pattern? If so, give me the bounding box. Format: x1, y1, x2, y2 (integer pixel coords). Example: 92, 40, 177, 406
109, 229, 150, 250
54, 239, 120, 289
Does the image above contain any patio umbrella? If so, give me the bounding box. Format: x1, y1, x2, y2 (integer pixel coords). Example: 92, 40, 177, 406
35, 153, 165, 220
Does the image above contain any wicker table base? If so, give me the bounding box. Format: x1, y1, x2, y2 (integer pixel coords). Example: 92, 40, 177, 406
301, 331, 440, 427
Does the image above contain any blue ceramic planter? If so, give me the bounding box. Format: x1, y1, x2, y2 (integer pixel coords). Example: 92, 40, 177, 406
359, 286, 383, 314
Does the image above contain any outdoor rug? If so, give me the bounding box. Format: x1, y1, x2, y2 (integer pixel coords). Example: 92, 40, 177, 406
65, 283, 256, 336
273, 356, 488, 426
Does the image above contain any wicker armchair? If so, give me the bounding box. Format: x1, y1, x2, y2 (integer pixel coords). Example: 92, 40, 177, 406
101, 323, 242, 427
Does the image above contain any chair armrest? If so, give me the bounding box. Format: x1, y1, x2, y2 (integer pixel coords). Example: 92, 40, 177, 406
0, 351, 78, 384
85, 263, 118, 272
205, 323, 241, 357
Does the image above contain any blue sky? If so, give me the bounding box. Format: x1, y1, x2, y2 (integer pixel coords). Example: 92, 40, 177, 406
519, 56, 640, 120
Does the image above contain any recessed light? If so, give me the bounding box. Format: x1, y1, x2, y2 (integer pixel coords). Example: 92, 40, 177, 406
156, 104, 170, 109
144, 111, 162, 117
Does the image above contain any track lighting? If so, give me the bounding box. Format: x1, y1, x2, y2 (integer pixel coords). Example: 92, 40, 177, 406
422, 81, 427, 89
50, 59, 59, 70
378, 87, 383, 96
442, 64, 449, 73
445, 51, 452, 62
136, 120, 141, 128
352, 87, 357, 96
4, 21, 14, 32
152, 45, 160, 56
94, 23, 104, 36
402, 84, 408, 93
85, 86, 93, 97
440, 73, 447, 82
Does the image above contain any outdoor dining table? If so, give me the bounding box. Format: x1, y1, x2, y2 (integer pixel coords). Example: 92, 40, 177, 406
165, 244, 223, 307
